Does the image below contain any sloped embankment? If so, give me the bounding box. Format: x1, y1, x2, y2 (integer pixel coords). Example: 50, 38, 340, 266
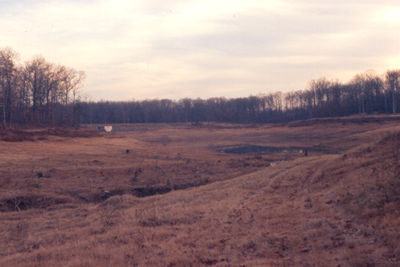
1, 132, 399, 266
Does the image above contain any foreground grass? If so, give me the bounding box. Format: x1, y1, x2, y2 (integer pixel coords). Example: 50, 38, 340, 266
1, 118, 400, 266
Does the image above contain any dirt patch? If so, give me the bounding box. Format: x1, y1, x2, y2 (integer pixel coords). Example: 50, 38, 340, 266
131, 180, 210, 198
217, 144, 337, 154
0, 128, 100, 142
287, 115, 400, 127
74, 179, 212, 203
42, 128, 100, 138
0, 129, 35, 142
131, 186, 172, 198
93, 189, 125, 202
0, 195, 70, 212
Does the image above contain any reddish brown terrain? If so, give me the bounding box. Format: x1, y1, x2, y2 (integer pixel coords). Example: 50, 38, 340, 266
0, 115, 400, 266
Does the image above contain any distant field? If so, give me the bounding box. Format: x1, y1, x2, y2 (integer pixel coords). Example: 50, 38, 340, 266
1, 115, 400, 266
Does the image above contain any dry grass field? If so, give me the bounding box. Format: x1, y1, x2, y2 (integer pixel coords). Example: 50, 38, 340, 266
1, 115, 400, 266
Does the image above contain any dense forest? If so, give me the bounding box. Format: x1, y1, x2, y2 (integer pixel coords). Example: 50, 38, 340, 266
1, 47, 400, 127
79, 70, 400, 124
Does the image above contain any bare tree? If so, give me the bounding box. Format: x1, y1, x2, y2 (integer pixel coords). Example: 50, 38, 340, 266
0, 48, 19, 128
58, 67, 85, 105
386, 70, 400, 114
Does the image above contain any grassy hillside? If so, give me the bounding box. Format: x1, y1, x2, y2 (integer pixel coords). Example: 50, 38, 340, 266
0, 117, 399, 266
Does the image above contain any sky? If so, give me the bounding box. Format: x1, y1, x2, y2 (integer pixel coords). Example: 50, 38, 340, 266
1, 0, 400, 101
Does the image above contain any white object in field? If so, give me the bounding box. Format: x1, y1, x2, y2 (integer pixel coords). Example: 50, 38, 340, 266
104, 125, 113, 132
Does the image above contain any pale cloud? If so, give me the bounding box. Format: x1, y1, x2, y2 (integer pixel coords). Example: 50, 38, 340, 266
375, 5, 400, 23
0, 0, 400, 100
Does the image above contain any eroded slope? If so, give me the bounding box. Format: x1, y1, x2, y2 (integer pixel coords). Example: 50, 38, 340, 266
1, 132, 399, 266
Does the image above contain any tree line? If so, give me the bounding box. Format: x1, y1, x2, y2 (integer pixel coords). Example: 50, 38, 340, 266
79, 70, 400, 124
2, 47, 400, 127
0, 48, 85, 128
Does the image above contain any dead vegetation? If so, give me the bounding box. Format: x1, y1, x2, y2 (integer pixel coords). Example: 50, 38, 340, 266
0, 195, 71, 212
0, 128, 100, 142
0, 116, 400, 266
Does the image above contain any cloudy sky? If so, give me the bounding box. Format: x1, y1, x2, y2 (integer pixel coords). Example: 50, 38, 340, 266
1, 0, 400, 100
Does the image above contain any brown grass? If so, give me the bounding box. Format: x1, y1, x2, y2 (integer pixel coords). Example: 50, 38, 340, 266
0, 128, 100, 142
1, 116, 400, 266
